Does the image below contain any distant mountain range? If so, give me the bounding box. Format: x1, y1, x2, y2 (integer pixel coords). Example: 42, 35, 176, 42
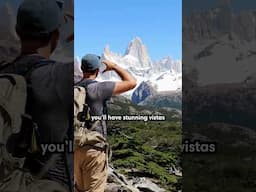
183, 0, 256, 42
101, 37, 181, 92
75, 37, 182, 106
183, 0, 256, 86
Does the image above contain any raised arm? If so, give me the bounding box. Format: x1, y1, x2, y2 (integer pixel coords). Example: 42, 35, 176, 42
102, 60, 137, 95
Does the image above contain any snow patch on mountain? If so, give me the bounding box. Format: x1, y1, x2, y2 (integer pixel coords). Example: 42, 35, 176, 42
150, 70, 182, 92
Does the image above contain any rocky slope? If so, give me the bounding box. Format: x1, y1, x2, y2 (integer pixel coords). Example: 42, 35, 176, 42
183, 0, 256, 42
131, 81, 157, 104
140, 91, 182, 110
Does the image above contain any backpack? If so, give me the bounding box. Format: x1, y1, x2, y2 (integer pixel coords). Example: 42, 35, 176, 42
0, 154, 69, 192
0, 75, 41, 155
0, 74, 26, 146
0, 58, 72, 192
0, 74, 41, 185
0, 59, 42, 163
0, 74, 27, 174
74, 85, 107, 150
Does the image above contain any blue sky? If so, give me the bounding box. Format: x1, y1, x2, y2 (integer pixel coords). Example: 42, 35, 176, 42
75, 0, 181, 61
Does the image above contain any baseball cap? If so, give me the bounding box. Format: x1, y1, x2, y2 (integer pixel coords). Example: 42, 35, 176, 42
16, 0, 62, 37
81, 54, 101, 72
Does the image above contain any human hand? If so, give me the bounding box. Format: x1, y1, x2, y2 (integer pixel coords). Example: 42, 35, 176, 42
102, 60, 117, 73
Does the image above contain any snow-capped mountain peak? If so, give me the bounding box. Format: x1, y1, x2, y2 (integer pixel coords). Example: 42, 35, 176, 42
125, 37, 143, 55
75, 37, 181, 100
104, 45, 111, 54
99, 37, 182, 98
124, 37, 152, 68
154, 56, 182, 74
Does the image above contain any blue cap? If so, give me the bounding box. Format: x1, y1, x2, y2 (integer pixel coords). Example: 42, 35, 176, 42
81, 54, 101, 72
16, 0, 61, 37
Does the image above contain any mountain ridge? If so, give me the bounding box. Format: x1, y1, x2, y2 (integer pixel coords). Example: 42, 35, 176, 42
101, 37, 182, 95
75, 37, 182, 105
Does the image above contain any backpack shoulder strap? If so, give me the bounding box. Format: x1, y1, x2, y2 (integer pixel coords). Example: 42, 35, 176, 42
76, 78, 97, 88
76, 79, 97, 105
15, 56, 52, 80
0, 56, 23, 72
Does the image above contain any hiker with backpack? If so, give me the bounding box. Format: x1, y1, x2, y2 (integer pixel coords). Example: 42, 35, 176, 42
0, 0, 73, 191
74, 54, 137, 192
